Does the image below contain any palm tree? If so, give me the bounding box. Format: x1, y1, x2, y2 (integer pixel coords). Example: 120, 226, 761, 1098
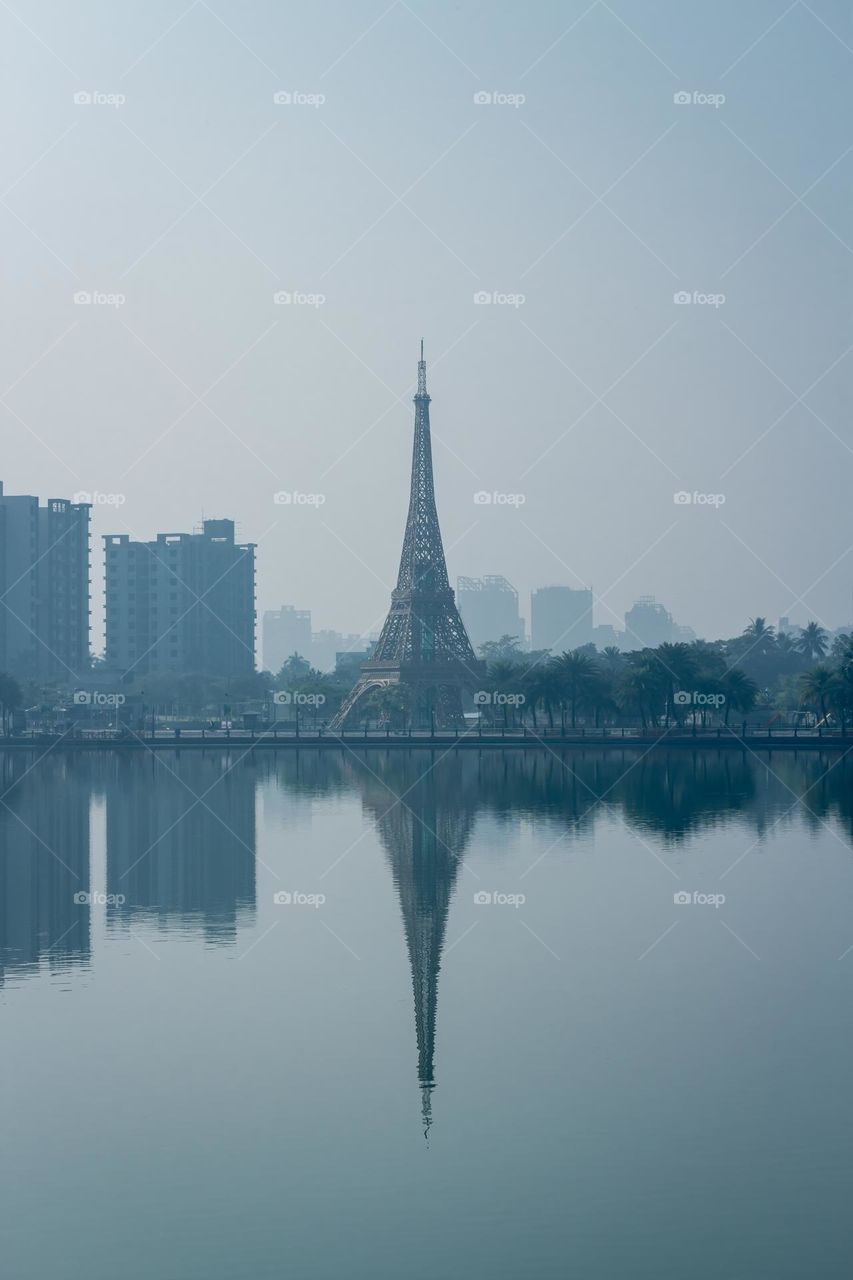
743, 617, 775, 652
720, 668, 758, 725
483, 659, 525, 727
617, 663, 657, 730
831, 633, 853, 666
554, 650, 598, 728
800, 665, 836, 724
776, 632, 798, 656
520, 664, 550, 729
798, 621, 828, 662
599, 646, 625, 677
651, 642, 697, 724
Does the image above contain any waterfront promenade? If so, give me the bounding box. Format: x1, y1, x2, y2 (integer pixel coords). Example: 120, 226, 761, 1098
0, 725, 849, 752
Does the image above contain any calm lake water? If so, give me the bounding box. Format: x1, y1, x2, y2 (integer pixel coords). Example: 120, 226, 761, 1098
2, 746, 853, 1279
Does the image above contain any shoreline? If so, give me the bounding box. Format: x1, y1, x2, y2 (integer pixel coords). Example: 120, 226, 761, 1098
0, 731, 849, 754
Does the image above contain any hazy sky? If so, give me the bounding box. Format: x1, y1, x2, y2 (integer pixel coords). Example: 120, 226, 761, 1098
2, 0, 852, 652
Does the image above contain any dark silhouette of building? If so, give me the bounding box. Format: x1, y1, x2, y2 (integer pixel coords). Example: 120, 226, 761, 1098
262, 605, 312, 674
457, 575, 524, 651
103, 518, 255, 677
332, 345, 482, 728
531, 584, 593, 652
0, 483, 91, 681
624, 595, 675, 649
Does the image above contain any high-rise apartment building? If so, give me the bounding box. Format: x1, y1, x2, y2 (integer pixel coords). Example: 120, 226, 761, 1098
457, 576, 524, 652
262, 606, 312, 674
530, 585, 593, 652
0, 483, 90, 681
104, 519, 255, 677
624, 596, 675, 650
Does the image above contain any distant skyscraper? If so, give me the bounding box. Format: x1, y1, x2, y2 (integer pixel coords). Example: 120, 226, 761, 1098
624, 596, 675, 650
531, 585, 593, 652
311, 629, 364, 672
457, 576, 524, 652
0, 483, 90, 681
592, 623, 621, 650
104, 518, 255, 677
262, 605, 312, 673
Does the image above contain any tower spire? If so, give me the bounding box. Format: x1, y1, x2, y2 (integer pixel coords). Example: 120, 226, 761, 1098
417, 338, 428, 399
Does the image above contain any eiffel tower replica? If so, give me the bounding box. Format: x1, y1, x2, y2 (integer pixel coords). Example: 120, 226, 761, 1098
331, 343, 483, 730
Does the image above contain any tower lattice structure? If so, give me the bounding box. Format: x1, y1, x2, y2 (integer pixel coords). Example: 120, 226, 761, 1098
330, 344, 483, 729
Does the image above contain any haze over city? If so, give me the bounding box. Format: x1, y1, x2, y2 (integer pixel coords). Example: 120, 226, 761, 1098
4, 0, 852, 653
3, 7, 853, 1280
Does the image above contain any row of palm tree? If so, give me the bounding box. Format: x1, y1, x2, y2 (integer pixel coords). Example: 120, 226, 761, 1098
477, 642, 760, 731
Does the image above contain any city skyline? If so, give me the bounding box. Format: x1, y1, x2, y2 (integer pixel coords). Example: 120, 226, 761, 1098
4, 2, 852, 656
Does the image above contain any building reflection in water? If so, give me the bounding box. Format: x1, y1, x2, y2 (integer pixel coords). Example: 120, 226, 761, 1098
0, 754, 91, 986
2, 744, 852, 1128
102, 752, 257, 943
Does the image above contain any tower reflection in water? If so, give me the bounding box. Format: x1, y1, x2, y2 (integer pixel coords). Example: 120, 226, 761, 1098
2, 746, 852, 1131
354, 751, 479, 1134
